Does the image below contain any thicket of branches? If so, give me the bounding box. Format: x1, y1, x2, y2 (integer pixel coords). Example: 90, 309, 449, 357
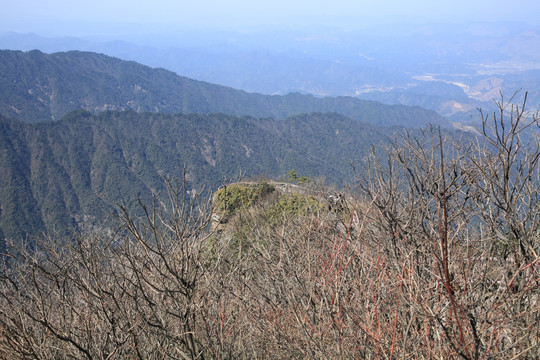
0, 93, 539, 359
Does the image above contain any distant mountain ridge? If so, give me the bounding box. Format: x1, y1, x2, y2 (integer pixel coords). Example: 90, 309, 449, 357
3, 26, 540, 122
0, 49, 448, 127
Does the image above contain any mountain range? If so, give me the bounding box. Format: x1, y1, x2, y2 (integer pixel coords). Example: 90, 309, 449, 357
0, 49, 452, 247
0, 49, 448, 127
2, 23, 539, 121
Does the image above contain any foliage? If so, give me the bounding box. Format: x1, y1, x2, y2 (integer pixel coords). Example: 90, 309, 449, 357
266, 193, 324, 225
214, 182, 275, 217
286, 169, 310, 184
0, 176, 216, 359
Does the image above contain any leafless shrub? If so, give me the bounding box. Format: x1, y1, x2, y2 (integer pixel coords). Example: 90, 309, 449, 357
353, 91, 540, 359
0, 93, 538, 359
0, 175, 220, 359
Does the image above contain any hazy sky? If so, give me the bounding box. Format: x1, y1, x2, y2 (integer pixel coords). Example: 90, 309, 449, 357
2, 0, 540, 34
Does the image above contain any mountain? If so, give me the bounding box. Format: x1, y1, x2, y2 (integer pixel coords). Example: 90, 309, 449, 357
0, 110, 396, 248
2, 25, 540, 121
0, 49, 448, 127
0, 48, 459, 247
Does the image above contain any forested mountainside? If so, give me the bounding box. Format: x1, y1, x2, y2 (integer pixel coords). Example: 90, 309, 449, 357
0, 49, 449, 127
0, 110, 395, 247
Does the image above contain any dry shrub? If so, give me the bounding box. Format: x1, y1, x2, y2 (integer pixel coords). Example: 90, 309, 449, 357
0, 93, 539, 359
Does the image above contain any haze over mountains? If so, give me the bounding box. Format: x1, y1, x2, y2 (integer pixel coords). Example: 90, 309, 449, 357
2, 22, 540, 122
0, 49, 446, 126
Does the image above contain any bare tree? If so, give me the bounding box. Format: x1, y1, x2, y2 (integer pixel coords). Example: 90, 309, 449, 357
470, 91, 540, 264
0, 94, 538, 359
355, 91, 540, 359
0, 175, 220, 359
